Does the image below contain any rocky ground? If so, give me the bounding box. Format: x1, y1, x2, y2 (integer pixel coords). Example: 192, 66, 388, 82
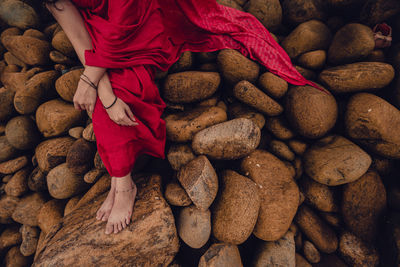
1, 0, 400, 266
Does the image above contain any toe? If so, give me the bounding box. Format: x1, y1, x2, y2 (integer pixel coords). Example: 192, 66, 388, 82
96, 209, 103, 220
105, 221, 113, 235
113, 223, 118, 234
122, 220, 127, 228
117, 222, 122, 232
125, 216, 130, 225
103, 211, 111, 221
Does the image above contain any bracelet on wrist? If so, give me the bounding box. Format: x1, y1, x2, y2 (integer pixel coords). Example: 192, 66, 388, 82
103, 95, 118, 109
80, 73, 98, 90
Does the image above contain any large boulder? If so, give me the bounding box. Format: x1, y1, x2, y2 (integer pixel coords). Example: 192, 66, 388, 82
32, 174, 179, 266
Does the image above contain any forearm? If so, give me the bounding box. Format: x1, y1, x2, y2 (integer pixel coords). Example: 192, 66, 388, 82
46, 0, 105, 84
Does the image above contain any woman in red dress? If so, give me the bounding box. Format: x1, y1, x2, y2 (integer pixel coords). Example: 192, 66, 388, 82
46, 0, 318, 235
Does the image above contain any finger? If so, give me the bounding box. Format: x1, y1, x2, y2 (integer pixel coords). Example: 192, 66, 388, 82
122, 116, 134, 126
125, 107, 137, 123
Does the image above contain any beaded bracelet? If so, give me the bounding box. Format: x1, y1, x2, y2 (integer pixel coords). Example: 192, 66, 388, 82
103, 95, 118, 109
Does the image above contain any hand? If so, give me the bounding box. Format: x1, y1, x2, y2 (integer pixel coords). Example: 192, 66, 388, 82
103, 95, 139, 127
73, 77, 97, 113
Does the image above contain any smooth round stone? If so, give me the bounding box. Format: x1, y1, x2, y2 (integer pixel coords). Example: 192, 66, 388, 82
177, 205, 211, 248
339, 232, 379, 266
37, 199, 65, 234
35, 137, 75, 172
0, 87, 16, 121
20, 224, 39, 256
164, 182, 192, 206
0, 155, 29, 175
303, 240, 321, 263
4, 167, 29, 197
2, 35, 50, 65
198, 243, 243, 267
167, 144, 196, 171
5, 115, 40, 150
0, 225, 22, 251
11, 192, 46, 226
55, 68, 83, 102
258, 72, 288, 99
192, 118, 261, 160
0, 195, 19, 223
228, 102, 266, 129
52, 30, 75, 58
245, 0, 282, 32
217, 49, 259, 84
303, 135, 372, 186
0, 0, 39, 29
282, 0, 326, 25
0, 136, 18, 163
241, 150, 299, 241
212, 170, 260, 244
66, 138, 96, 175
297, 50, 326, 69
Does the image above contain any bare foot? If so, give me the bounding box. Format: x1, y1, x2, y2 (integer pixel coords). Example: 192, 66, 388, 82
96, 177, 116, 221
105, 173, 137, 234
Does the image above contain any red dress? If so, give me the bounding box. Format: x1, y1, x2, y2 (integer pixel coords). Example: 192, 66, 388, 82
71, 0, 318, 177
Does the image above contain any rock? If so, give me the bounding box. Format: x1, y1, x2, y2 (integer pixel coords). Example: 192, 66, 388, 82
241, 150, 299, 241
303, 135, 372, 186
281, 0, 326, 26
177, 155, 218, 210
66, 138, 96, 175
192, 118, 260, 160
296, 253, 312, 267
14, 70, 59, 114
319, 62, 395, 93
49, 50, 75, 64
23, 29, 46, 40
313, 253, 348, 267
0, 0, 39, 29
2, 35, 50, 65
328, 23, 375, 65
345, 93, 400, 159
4, 51, 27, 67
217, 49, 259, 84
37, 199, 65, 234
303, 240, 320, 263
0, 225, 22, 251
342, 170, 387, 242
55, 68, 82, 102
212, 170, 260, 244
4, 167, 29, 197
228, 102, 265, 129
0, 135, 18, 163
46, 163, 88, 199
163, 71, 220, 103
82, 123, 95, 142
35, 99, 85, 138
339, 232, 379, 266
27, 167, 47, 192
52, 30, 75, 58
285, 85, 337, 139
68, 126, 84, 139
4, 246, 31, 267
12, 192, 46, 226
177, 205, 211, 248
198, 243, 243, 267
217, 0, 243, 10
268, 140, 295, 161
83, 168, 104, 184
20, 224, 39, 256
253, 230, 295, 267
0, 87, 16, 121
297, 50, 326, 69
295, 205, 338, 253
265, 116, 295, 140
258, 72, 288, 99
360, 0, 400, 26
165, 106, 227, 142
164, 182, 192, 206
0, 195, 19, 224
299, 176, 339, 212
244, 0, 282, 32
32, 174, 179, 267
233, 80, 283, 116
35, 136, 75, 172
167, 144, 196, 171
281, 20, 332, 59
0, 155, 29, 175
5, 115, 40, 150
288, 140, 308, 156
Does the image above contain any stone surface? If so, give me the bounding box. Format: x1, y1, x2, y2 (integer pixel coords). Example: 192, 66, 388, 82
12, 192, 46, 226
217, 49, 259, 84
177, 205, 211, 248
198, 243, 243, 267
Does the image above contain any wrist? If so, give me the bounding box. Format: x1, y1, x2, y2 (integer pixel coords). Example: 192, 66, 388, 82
83, 66, 106, 85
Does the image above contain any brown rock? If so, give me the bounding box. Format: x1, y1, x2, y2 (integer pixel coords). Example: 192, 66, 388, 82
0, 195, 19, 223
82, 123, 96, 142
177, 205, 211, 248
177, 155, 218, 210
300, 176, 339, 212
339, 232, 379, 266
52, 30, 75, 58
68, 126, 84, 139
66, 138, 96, 175
303, 135, 372, 186
163, 71, 220, 103
12, 192, 46, 226
295, 205, 338, 253
83, 168, 105, 184
2, 35, 50, 65
192, 118, 261, 160
303, 240, 320, 263
241, 150, 299, 241
37, 199, 66, 234
4, 167, 29, 197
258, 72, 288, 99
245, 0, 282, 32
297, 50, 326, 69
32, 174, 179, 267
4, 246, 31, 267
0, 155, 29, 174
167, 144, 196, 171
217, 0, 243, 10
198, 243, 243, 267
0, 0, 39, 29
217, 49, 259, 84
0, 225, 22, 251
281, 0, 326, 26
35, 99, 85, 138
20, 224, 40, 256
345, 93, 400, 159
0, 86, 16, 121
296, 253, 312, 267
169, 51, 193, 73
35, 136, 75, 172
165, 106, 227, 142
233, 80, 283, 116
0, 135, 18, 163
268, 140, 295, 161
46, 163, 88, 199
212, 170, 260, 244
5, 115, 40, 150
285, 85, 337, 139
342, 170, 387, 242
228, 102, 265, 129
164, 182, 192, 206
253, 230, 295, 267
55, 68, 83, 102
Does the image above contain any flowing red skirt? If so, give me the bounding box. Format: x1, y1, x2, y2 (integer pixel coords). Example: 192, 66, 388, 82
73, 0, 316, 177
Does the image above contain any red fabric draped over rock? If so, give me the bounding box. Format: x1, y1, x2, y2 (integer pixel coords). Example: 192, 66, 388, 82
71, 0, 318, 177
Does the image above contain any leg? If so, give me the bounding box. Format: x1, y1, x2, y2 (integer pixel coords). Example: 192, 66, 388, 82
95, 176, 117, 221
104, 172, 138, 235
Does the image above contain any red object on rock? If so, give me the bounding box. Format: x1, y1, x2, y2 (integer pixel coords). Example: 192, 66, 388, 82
72, 0, 320, 177
373, 23, 392, 49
